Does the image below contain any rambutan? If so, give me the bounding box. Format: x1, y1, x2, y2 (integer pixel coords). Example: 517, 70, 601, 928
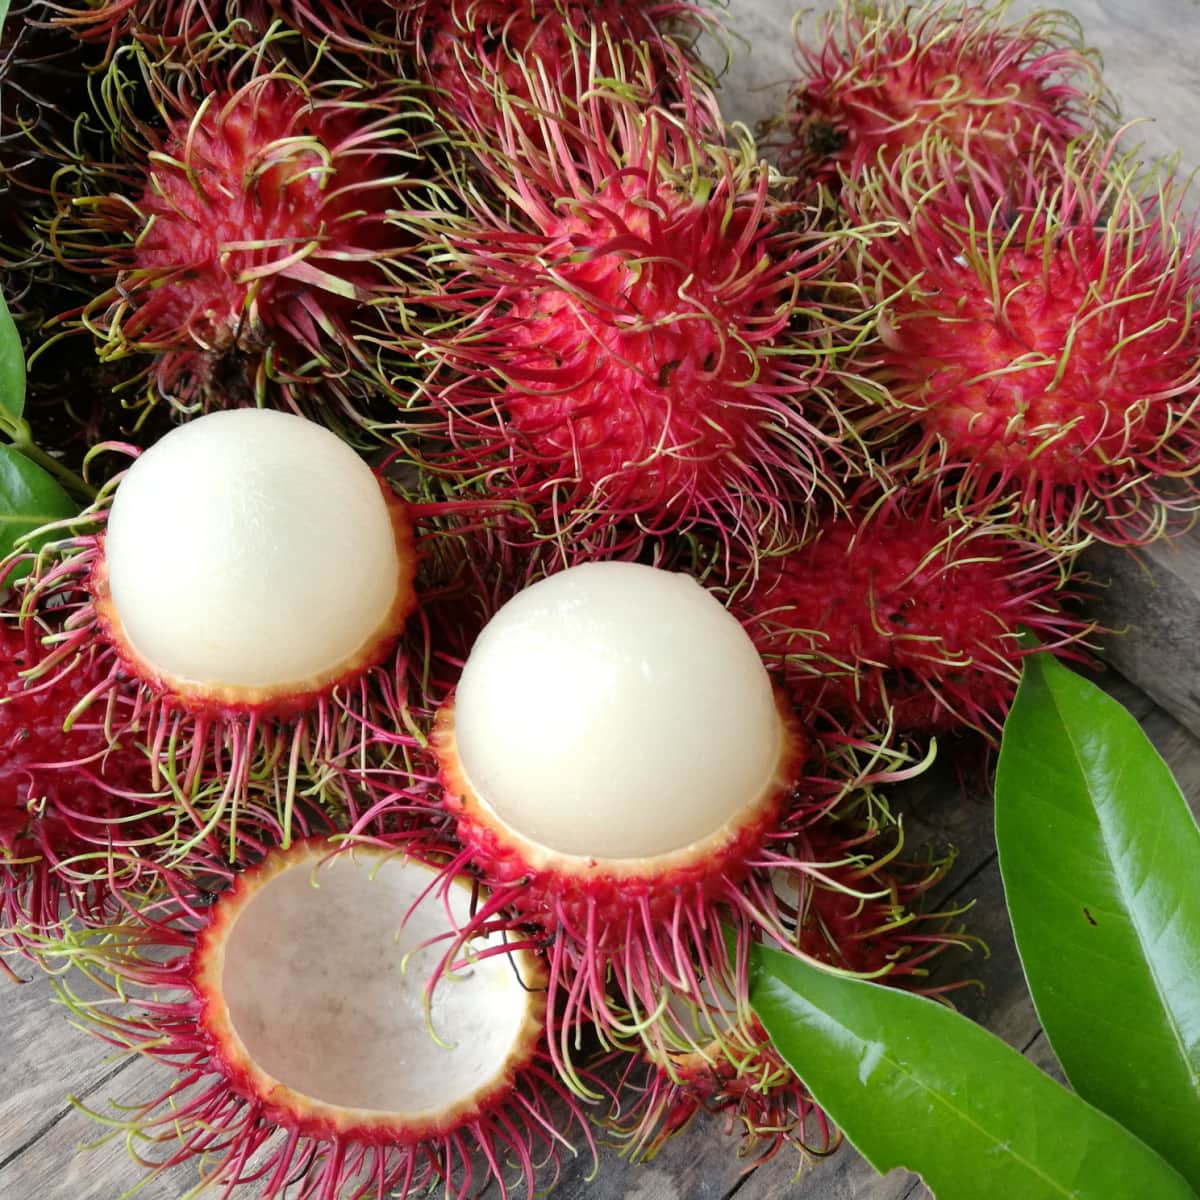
783, 0, 1105, 194
411, 0, 713, 138
42, 835, 596, 1199
844, 133, 1200, 546
4, 408, 422, 850
47, 39, 447, 432
0, 621, 158, 949
735, 493, 1094, 738
397, 57, 859, 558
379, 559, 929, 1094
609, 816, 967, 1164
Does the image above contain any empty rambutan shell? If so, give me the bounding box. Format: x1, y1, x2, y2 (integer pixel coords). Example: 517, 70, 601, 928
783, 0, 1106, 194
45, 837, 594, 1199
736, 493, 1095, 738
5, 408, 421, 847
397, 52, 857, 560
844, 133, 1200, 546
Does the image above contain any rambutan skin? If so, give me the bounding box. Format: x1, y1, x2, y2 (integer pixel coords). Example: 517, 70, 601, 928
736, 495, 1094, 737
0, 622, 156, 942
398, 61, 857, 556
784, 0, 1105, 192
44, 40, 449, 428
843, 134, 1200, 546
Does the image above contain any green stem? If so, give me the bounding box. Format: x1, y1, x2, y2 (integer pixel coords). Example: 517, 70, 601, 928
9, 425, 97, 503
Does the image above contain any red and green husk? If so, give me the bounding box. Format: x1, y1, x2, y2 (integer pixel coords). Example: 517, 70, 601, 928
736, 491, 1095, 739
44, 34, 450, 434
390, 51, 863, 559
608, 816, 970, 1163
783, 0, 1106, 194
839, 132, 1200, 548
36, 833, 595, 1200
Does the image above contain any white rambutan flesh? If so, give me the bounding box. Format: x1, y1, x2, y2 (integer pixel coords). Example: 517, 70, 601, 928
197, 843, 544, 1133
452, 562, 785, 861
96, 409, 416, 711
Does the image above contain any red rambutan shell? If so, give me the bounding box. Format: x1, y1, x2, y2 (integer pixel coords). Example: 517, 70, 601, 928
846, 134, 1200, 546
738, 495, 1093, 737
409, 75, 851, 554
784, 0, 1103, 191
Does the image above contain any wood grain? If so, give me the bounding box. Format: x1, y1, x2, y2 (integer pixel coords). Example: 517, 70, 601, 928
5, 1, 1200, 1198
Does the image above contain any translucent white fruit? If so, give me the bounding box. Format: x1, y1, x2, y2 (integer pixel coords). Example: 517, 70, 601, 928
102, 409, 406, 698
453, 561, 783, 861
207, 847, 539, 1123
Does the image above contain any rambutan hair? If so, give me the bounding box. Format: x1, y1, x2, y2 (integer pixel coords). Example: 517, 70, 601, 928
0, 618, 162, 952
840, 132, 1200, 548
37, 831, 597, 1200
386, 48, 865, 561
409, 0, 718, 139
782, 0, 1108, 194
43, 32, 451, 434
734, 489, 1096, 738
606, 814, 970, 1165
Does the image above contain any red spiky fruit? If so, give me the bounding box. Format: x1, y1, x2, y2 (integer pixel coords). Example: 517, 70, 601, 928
52, 54, 439, 424
46, 837, 595, 1199
737, 495, 1093, 738
410, 59, 851, 556
0, 621, 155, 946
846, 135, 1200, 546
7, 410, 421, 846
784, 0, 1104, 191
414, 0, 710, 135
610, 815, 968, 1163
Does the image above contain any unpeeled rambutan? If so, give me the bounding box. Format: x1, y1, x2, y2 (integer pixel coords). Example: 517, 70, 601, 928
0, 621, 159, 948
412, 0, 713, 138
397, 56, 859, 558
844, 133, 1200, 546
735, 492, 1094, 738
42, 835, 596, 1199
47, 37, 447, 432
783, 0, 1105, 194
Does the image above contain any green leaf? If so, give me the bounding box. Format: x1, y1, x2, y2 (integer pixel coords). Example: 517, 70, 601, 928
750, 945, 1197, 1200
996, 652, 1200, 1188
0, 444, 78, 576
0, 286, 25, 428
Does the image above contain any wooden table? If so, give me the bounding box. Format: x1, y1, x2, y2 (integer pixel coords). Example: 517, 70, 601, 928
6, 1, 1200, 1197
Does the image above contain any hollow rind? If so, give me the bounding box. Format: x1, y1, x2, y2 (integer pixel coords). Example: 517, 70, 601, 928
432, 689, 808, 922
90, 485, 418, 719
192, 840, 548, 1143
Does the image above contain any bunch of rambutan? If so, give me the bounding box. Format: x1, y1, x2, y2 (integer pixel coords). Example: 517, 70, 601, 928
2, 0, 1197, 1197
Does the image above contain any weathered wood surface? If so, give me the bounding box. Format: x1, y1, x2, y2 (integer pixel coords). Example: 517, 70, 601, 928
5, 2, 1200, 1198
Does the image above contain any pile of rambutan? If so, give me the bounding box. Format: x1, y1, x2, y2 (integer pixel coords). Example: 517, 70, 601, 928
2, 0, 1198, 1196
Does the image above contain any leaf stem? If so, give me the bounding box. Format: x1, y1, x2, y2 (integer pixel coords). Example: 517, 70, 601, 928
8, 430, 97, 503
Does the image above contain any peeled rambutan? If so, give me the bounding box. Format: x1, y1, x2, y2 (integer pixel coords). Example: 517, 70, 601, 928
399, 58, 858, 558
393, 559, 927, 1091
48, 42, 445, 431
4, 408, 421, 849
844, 133, 1200, 546
735, 492, 1094, 738
783, 0, 1105, 193
43, 835, 595, 1199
